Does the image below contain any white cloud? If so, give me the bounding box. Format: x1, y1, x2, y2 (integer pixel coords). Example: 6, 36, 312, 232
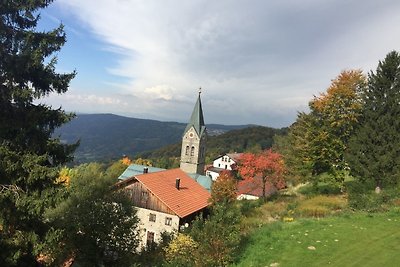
40, 91, 129, 112
52, 0, 400, 127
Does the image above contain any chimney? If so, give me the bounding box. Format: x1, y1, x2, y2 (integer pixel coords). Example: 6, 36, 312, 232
175, 178, 181, 190
143, 167, 148, 174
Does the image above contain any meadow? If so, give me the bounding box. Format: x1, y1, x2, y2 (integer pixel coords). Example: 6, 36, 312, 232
234, 189, 400, 267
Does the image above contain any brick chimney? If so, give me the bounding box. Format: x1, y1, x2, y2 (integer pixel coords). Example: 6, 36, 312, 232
143, 167, 148, 174
175, 178, 180, 190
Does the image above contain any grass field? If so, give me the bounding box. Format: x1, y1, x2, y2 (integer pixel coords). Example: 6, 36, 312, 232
233, 209, 400, 267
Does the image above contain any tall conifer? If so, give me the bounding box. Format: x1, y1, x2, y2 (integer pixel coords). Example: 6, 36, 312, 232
346, 51, 400, 188
0, 1, 76, 265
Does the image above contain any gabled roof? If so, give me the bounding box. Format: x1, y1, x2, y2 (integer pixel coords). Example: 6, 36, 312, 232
212, 152, 243, 162
117, 164, 165, 180
135, 168, 210, 218
226, 153, 243, 162
184, 93, 206, 137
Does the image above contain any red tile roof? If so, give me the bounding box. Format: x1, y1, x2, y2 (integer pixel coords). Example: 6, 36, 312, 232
135, 168, 210, 218
237, 176, 277, 198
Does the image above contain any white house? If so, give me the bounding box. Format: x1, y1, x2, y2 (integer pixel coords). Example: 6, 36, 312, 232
206, 153, 243, 181
115, 168, 210, 250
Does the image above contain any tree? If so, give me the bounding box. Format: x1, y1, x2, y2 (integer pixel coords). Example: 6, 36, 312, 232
45, 163, 140, 266
277, 70, 366, 188
210, 170, 237, 205
308, 70, 366, 175
273, 113, 314, 184
238, 149, 286, 200
0, 1, 76, 265
346, 51, 400, 189
189, 204, 241, 267
164, 234, 199, 267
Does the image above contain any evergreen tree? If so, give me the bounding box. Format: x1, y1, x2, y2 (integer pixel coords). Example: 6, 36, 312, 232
0, 1, 76, 265
346, 51, 400, 189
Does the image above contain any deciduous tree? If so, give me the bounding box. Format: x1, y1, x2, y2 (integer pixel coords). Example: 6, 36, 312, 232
277, 70, 366, 188
238, 149, 286, 200
45, 163, 140, 266
189, 204, 241, 266
308, 69, 366, 176
210, 170, 237, 205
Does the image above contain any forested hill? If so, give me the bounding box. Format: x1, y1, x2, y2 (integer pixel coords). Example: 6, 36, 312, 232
54, 113, 253, 163
139, 126, 288, 168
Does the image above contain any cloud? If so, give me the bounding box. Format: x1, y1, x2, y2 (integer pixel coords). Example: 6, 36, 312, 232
40, 91, 129, 112
53, 0, 400, 127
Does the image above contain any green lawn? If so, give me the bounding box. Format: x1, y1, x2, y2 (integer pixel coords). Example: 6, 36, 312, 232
233, 210, 400, 267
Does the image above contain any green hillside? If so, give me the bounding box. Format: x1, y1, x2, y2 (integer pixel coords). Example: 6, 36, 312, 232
139, 126, 288, 168
54, 113, 254, 163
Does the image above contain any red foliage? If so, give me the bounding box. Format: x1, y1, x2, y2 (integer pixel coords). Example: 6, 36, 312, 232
238, 149, 286, 198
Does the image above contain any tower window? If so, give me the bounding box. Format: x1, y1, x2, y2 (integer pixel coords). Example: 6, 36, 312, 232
190, 146, 195, 156
185, 145, 189, 156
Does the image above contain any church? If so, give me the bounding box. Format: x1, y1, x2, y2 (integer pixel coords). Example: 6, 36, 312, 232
115, 92, 212, 249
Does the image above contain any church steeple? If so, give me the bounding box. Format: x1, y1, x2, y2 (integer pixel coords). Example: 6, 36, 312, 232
184, 89, 206, 138
180, 89, 207, 175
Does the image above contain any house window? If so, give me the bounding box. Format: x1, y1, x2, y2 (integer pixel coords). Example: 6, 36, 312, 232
225, 165, 227, 169
190, 146, 195, 156
147, 231, 155, 247
185, 145, 189, 155
165, 217, 172, 226
149, 213, 156, 222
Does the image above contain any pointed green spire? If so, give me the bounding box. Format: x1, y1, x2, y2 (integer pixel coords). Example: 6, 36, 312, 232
184, 89, 206, 137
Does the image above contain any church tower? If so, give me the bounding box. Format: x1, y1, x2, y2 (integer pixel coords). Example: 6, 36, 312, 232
180, 90, 207, 175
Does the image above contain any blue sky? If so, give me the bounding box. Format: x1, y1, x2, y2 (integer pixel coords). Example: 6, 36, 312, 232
38, 0, 400, 127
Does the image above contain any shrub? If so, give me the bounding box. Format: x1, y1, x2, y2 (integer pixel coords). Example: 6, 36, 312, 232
239, 199, 264, 216
164, 234, 198, 267
346, 180, 400, 212
298, 182, 342, 196
296, 195, 346, 217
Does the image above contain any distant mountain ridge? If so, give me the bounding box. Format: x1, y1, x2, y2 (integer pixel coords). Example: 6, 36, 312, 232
54, 113, 253, 163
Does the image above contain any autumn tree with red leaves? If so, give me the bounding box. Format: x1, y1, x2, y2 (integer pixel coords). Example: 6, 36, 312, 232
238, 149, 286, 200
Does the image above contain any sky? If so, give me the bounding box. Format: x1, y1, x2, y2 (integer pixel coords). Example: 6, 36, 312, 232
38, 0, 400, 128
